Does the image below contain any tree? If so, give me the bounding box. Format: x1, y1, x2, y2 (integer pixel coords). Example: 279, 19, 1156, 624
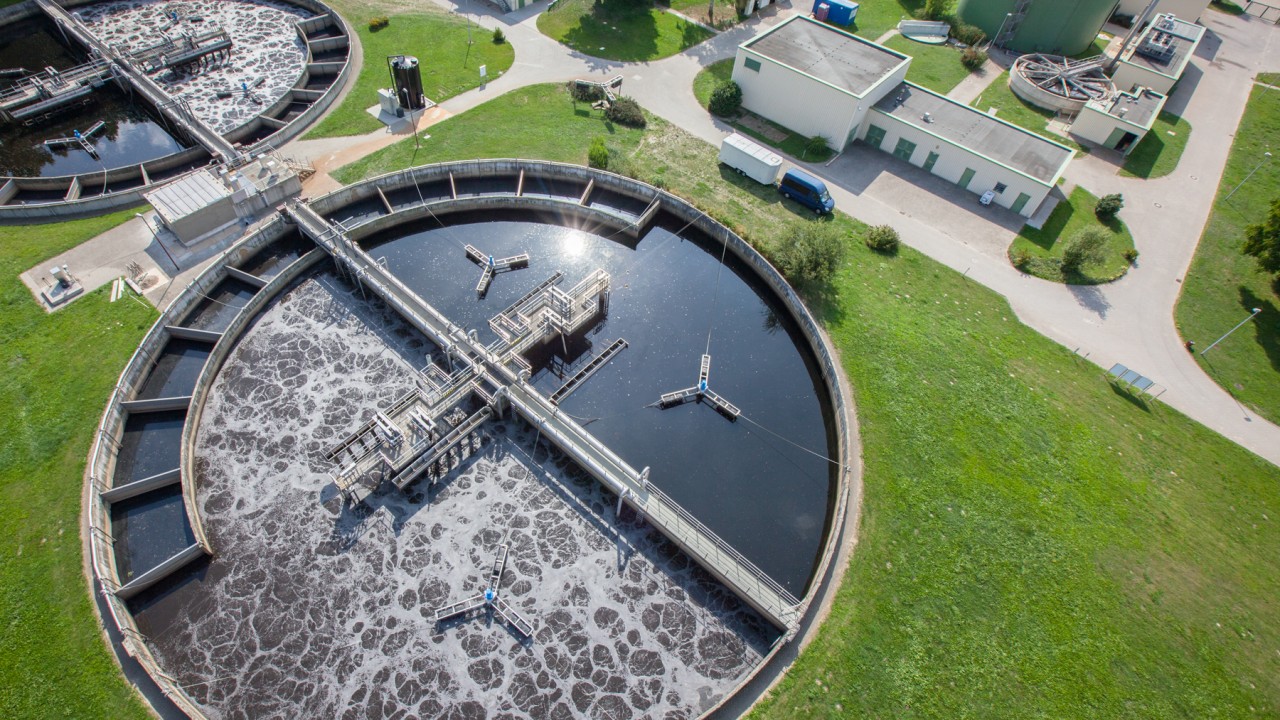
588, 137, 609, 170
1095, 193, 1124, 220
774, 223, 846, 284
1243, 198, 1280, 275
1060, 227, 1109, 273
922, 0, 950, 20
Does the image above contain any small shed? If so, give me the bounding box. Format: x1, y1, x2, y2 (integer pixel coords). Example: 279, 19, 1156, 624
144, 170, 237, 247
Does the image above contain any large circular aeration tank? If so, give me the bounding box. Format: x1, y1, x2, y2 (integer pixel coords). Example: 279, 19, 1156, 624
957, 0, 1118, 56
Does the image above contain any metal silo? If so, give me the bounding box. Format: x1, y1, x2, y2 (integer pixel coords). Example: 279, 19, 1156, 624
957, 0, 1119, 56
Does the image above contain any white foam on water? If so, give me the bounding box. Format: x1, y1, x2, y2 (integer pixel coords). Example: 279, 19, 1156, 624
147, 272, 774, 719
78, 0, 314, 135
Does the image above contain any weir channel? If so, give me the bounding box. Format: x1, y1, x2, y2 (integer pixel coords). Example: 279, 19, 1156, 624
285, 201, 804, 630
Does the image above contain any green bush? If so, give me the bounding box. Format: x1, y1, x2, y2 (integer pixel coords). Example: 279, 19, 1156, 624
588, 137, 609, 169
709, 81, 743, 117
606, 96, 646, 128
864, 224, 900, 254
492, 27, 506, 44
952, 24, 986, 46
774, 223, 847, 285
369, 16, 390, 32
1096, 193, 1125, 220
802, 135, 830, 160
961, 47, 987, 71
1123, 247, 1140, 264
1061, 227, 1109, 273
1011, 248, 1033, 269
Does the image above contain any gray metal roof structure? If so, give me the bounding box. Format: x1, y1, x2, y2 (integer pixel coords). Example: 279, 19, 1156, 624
744, 16, 908, 97
1124, 13, 1205, 77
873, 82, 1074, 184
1102, 88, 1163, 126
146, 170, 231, 223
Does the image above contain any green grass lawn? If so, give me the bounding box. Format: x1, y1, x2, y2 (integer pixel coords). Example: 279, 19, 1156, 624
304, 12, 514, 139
1211, 0, 1247, 15
971, 72, 1088, 154
845, 0, 925, 39
1175, 84, 1280, 424
1259, 72, 1280, 86
693, 58, 735, 109
1120, 111, 1192, 179
338, 84, 1280, 718
665, 0, 739, 29
537, 0, 713, 62
883, 34, 974, 94
0, 209, 156, 719
1010, 186, 1136, 283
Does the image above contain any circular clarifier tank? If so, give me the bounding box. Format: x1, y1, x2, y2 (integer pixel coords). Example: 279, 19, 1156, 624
98, 162, 853, 719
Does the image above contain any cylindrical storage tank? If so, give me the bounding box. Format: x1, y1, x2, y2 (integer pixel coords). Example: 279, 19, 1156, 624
957, 0, 1118, 56
390, 55, 425, 111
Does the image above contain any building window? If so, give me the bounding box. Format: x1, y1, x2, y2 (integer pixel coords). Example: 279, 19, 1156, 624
994, 183, 1008, 194
744, 58, 761, 72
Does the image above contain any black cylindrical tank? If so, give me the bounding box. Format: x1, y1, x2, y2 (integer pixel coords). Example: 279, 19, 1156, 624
389, 55, 425, 111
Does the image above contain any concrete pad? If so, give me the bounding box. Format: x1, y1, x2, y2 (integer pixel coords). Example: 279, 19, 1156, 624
19, 217, 174, 312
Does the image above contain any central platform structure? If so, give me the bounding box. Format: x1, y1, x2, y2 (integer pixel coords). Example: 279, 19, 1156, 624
286, 200, 803, 630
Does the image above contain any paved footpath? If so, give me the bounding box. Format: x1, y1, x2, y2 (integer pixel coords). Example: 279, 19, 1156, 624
284, 2, 1280, 465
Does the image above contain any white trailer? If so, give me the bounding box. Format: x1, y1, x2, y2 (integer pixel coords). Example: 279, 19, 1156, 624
718, 133, 783, 185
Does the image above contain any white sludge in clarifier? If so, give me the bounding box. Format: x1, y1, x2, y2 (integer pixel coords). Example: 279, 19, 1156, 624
149, 272, 774, 719
77, 0, 314, 135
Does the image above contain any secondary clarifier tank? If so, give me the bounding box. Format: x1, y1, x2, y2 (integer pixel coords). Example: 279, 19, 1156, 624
957, 0, 1118, 56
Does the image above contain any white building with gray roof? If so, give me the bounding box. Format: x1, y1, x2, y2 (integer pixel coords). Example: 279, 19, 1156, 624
732, 16, 1075, 217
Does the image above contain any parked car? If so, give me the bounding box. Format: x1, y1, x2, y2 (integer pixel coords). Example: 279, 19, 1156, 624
718, 133, 783, 185
778, 168, 835, 214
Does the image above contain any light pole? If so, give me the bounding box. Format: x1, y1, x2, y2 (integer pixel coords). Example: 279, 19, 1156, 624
1200, 307, 1263, 356
1223, 151, 1272, 202
136, 212, 179, 273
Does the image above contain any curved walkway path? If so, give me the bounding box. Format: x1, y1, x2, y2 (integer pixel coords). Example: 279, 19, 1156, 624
284, 1, 1280, 466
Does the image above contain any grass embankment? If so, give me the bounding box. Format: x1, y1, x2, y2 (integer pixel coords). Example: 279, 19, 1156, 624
304, 12, 514, 139
0, 210, 155, 719
883, 34, 975, 95
1211, 0, 1247, 15
537, 0, 712, 62
1176, 84, 1280, 423
692, 60, 834, 162
1120, 111, 1192, 179
337, 84, 1280, 718
972, 72, 1088, 154
1010, 186, 1136, 284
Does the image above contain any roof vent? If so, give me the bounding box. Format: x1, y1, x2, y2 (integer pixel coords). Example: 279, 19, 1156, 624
922, 112, 934, 123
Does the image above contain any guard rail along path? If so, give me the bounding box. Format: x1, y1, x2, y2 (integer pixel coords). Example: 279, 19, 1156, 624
283, 200, 803, 630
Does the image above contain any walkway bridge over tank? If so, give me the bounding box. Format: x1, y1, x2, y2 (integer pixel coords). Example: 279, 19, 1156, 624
284, 200, 803, 631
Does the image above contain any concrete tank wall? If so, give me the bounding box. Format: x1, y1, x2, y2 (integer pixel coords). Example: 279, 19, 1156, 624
958, 0, 1119, 55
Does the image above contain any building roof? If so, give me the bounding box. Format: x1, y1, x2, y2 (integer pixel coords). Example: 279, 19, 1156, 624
743, 15, 907, 97
146, 169, 231, 223
1122, 13, 1204, 79
872, 82, 1074, 184
1094, 87, 1165, 128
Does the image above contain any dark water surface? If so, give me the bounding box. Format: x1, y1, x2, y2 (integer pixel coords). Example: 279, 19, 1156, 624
365, 213, 836, 595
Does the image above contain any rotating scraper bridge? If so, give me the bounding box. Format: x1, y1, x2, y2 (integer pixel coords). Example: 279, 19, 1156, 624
87, 160, 854, 718
0, 0, 352, 218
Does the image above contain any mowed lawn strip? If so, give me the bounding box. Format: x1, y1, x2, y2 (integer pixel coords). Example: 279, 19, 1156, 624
337, 83, 1280, 718
1175, 84, 1280, 423
537, 0, 712, 62
304, 12, 513, 139
883, 34, 973, 94
1120, 111, 1192, 179
0, 209, 155, 719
